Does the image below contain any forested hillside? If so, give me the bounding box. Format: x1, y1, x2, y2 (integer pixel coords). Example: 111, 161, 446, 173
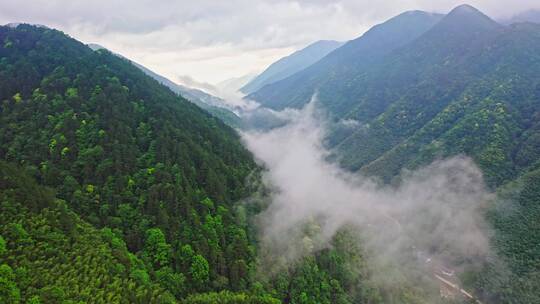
333, 8, 540, 188
0, 24, 272, 303
87, 43, 241, 128
0, 161, 172, 303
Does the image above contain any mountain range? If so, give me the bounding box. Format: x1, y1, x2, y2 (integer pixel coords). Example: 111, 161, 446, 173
246, 5, 540, 302
247, 5, 540, 186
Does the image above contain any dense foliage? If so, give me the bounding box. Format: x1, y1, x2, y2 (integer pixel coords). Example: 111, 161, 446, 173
0, 24, 269, 302
0, 161, 173, 303
0, 24, 375, 304
476, 167, 540, 303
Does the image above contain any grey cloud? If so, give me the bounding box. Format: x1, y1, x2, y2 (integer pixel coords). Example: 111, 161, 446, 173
2, 1, 539, 83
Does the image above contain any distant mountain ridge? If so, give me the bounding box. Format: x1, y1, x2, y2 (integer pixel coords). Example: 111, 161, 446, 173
240, 40, 343, 94
247, 10, 444, 111
217, 73, 256, 93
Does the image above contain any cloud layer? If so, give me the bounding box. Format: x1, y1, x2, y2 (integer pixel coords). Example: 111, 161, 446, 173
241, 99, 494, 295
2, 0, 539, 84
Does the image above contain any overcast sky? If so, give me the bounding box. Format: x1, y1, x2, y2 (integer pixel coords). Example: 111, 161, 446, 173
1, 0, 539, 85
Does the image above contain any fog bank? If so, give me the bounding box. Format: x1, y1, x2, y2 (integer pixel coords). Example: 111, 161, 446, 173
241, 98, 495, 291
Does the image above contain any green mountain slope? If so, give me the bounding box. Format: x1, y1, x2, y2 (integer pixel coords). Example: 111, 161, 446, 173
127, 59, 241, 129
0, 24, 261, 300
87, 43, 241, 128
249, 5, 540, 189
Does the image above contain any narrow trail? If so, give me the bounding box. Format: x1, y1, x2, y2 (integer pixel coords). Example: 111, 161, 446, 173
434, 272, 483, 304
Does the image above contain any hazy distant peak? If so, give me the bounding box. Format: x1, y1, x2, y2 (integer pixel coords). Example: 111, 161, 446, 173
240, 39, 343, 94
391, 10, 444, 20
432, 3, 501, 33
306, 40, 343, 48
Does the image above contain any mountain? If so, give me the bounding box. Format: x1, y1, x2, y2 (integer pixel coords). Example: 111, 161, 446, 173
253, 4, 540, 302
87, 44, 241, 128
0, 24, 278, 302
246, 10, 444, 110
4, 6, 540, 302
240, 40, 343, 94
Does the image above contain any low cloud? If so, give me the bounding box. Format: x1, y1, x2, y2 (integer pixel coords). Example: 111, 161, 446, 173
241, 98, 495, 296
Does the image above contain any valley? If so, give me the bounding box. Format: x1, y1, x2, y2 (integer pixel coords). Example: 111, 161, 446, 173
1, 2, 540, 304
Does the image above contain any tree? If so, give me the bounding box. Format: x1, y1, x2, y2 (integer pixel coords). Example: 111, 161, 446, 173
39, 286, 65, 303
143, 228, 171, 268
0, 264, 21, 304
155, 266, 186, 298
190, 255, 210, 290
0, 236, 6, 256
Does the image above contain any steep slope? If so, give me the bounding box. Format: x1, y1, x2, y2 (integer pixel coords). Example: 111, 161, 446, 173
0, 24, 259, 299
477, 166, 540, 303
131, 62, 242, 128
246, 10, 444, 110
240, 40, 343, 94
88, 43, 241, 128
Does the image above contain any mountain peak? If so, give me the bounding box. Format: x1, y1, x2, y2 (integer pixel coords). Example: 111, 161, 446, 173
445, 4, 496, 23
450, 4, 481, 14
434, 4, 500, 33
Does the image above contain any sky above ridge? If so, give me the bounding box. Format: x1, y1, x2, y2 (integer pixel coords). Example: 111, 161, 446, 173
1, 0, 539, 86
